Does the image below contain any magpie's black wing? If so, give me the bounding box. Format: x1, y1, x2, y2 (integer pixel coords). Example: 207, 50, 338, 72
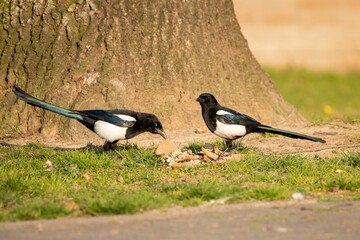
79, 110, 135, 127
215, 108, 261, 126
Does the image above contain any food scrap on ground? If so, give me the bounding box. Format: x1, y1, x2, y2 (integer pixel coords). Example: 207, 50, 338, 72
156, 140, 231, 168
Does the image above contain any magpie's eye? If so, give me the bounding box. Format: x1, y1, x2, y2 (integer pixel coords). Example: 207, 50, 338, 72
152, 121, 158, 128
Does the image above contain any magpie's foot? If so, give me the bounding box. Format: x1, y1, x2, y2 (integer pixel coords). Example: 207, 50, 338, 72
112, 149, 125, 159
103, 141, 125, 159
109, 145, 126, 160
213, 147, 244, 162
211, 147, 231, 162
232, 146, 245, 153
104, 149, 125, 160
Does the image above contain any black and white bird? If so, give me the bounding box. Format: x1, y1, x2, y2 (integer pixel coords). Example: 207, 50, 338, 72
196, 93, 325, 152
14, 85, 166, 152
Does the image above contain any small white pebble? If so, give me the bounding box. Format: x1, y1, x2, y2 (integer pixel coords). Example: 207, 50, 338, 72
44, 160, 54, 171
292, 192, 304, 200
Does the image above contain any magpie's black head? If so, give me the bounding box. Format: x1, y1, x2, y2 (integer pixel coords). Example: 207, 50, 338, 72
145, 115, 167, 139
196, 93, 219, 106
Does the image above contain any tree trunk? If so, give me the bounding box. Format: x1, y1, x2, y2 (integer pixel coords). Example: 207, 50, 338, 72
0, 0, 305, 143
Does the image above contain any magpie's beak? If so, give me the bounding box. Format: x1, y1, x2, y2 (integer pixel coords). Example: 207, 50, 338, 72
156, 129, 167, 139
196, 97, 201, 102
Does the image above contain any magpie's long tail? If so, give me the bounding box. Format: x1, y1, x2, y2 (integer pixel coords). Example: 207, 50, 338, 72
255, 125, 326, 143
14, 85, 84, 121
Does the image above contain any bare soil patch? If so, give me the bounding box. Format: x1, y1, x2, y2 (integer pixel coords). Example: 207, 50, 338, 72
2, 122, 359, 159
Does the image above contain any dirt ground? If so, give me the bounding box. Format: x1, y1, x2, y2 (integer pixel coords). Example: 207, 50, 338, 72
3, 122, 360, 160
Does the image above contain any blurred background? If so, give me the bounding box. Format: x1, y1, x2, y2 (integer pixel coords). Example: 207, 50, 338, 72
233, 0, 360, 122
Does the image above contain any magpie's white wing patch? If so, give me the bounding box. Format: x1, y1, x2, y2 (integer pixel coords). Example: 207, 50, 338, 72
216, 110, 232, 116
94, 114, 136, 142
116, 114, 136, 122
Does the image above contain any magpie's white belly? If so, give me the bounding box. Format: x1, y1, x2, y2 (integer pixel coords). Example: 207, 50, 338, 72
214, 120, 246, 140
94, 121, 128, 142
93, 114, 136, 142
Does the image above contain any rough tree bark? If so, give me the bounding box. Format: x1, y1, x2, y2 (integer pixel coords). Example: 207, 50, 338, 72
0, 0, 304, 143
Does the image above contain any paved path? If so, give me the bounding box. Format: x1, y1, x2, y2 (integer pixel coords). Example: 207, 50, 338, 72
1, 200, 359, 240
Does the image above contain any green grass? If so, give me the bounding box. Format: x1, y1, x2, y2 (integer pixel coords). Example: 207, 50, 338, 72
266, 68, 360, 122
1, 143, 359, 222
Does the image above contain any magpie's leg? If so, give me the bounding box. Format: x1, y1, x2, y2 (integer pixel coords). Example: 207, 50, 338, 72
226, 139, 233, 149
110, 141, 125, 159
214, 140, 233, 161
234, 136, 245, 150
103, 141, 124, 159
103, 141, 111, 151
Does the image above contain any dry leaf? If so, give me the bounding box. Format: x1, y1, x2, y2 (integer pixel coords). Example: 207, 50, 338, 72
65, 201, 79, 212
83, 174, 91, 181
118, 176, 125, 183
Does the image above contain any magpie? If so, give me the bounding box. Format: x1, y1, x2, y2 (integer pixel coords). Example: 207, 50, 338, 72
14, 85, 167, 152
196, 93, 325, 154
